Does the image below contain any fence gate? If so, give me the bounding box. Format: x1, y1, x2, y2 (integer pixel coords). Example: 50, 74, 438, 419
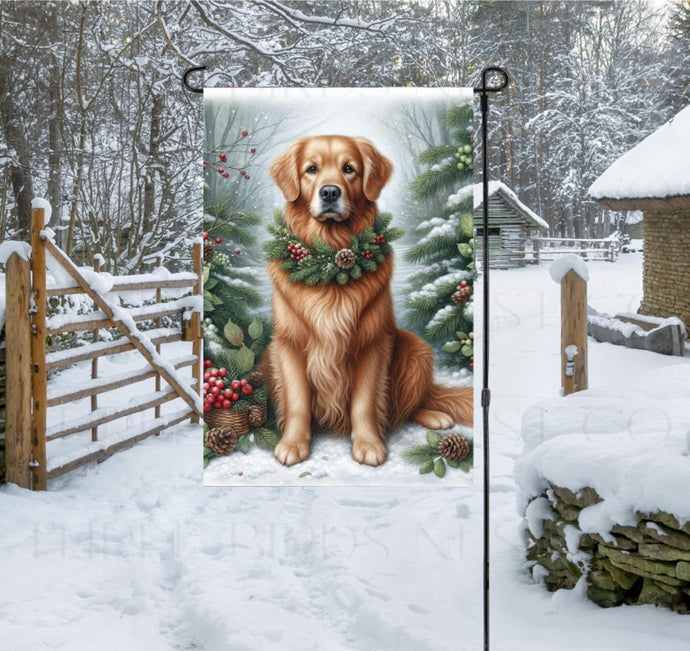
4, 207, 202, 490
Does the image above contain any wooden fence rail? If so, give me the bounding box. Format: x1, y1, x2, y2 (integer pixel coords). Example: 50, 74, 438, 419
4, 206, 202, 490
531, 237, 617, 264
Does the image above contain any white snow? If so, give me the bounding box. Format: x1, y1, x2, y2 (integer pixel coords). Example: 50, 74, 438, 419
2, 253, 689, 650
549, 253, 590, 283
589, 103, 690, 200
0, 240, 32, 264
32, 197, 53, 225
474, 180, 549, 230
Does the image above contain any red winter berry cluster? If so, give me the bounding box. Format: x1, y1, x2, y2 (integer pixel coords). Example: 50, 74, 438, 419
287, 242, 308, 261
457, 280, 473, 299
361, 250, 374, 260
373, 234, 386, 245
202, 360, 254, 413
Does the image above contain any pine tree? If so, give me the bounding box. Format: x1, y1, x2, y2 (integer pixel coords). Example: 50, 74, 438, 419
202, 128, 271, 382
405, 104, 475, 371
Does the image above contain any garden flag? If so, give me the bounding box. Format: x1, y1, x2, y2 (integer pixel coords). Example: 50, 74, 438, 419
202, 88, 475, 486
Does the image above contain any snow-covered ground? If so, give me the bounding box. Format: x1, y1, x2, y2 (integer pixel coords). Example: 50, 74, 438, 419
2, 252, 689, 650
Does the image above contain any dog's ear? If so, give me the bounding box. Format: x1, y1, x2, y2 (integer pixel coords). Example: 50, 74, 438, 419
269, 139, 304, 202
355, 137, 393, 201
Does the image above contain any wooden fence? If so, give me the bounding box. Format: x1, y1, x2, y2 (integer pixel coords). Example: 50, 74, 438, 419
4, 207, 202, 490
530, 237, 617, 264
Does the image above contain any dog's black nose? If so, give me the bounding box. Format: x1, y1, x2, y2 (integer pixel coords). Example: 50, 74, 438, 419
319, 185, 341, 204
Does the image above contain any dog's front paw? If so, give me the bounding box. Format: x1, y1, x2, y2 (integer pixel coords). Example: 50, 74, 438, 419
352, 438, 387, 467
274, 437, 310, 466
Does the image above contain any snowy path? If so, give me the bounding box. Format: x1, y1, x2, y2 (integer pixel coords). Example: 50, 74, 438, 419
2, 253, 689, 650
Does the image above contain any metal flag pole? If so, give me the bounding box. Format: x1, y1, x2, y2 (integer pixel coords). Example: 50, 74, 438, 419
474, 66, 509, 651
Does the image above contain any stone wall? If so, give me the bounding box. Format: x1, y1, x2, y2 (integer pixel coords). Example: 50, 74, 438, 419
640, 210, 690, 329
525, 485, 690, 613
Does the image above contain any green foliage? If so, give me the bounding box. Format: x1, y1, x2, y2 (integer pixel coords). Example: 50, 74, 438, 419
404, 104, 475, 370
265, 210, 403, 286
402, 431, 473, 478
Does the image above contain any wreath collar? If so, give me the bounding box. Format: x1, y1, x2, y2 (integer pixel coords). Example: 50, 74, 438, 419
265, 210, 403, 286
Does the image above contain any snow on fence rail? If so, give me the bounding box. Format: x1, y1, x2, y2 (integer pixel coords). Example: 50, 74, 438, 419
529, 237, 617, 264
3, 206, 202, 490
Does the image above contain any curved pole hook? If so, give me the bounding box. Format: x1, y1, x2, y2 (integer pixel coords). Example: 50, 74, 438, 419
183, 65, 206, 94
474, 66, 509, 94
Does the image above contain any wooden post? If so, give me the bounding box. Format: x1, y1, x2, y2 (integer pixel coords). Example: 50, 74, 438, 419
91, 257, 100, 442
561, 269, 588, 396
31, 207, 48, 490
191, 241, 202, 424
534, 238, 540, 264
5, 254, 33, 488
155, 255, 163, 422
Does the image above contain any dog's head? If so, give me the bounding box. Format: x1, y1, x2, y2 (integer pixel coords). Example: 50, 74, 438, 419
269, 135, 393, 235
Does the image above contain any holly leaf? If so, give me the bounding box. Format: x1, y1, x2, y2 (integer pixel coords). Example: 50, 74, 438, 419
237, 435, 251, 454
434, 458, 447, 478
459, 213, 474, 238
233, 345, 255, 375
443, 340, 462, 353
224, 319, 244, 347
299, 471, 312, 478
458, 243, 473, 258
461, 344, 473, 357
203, 265, 210, 283
253, 427, 279, 451
447, 460, 460, 468
248, 318, 263, 341
420, 459, 435, 474
426, 430, 442, 448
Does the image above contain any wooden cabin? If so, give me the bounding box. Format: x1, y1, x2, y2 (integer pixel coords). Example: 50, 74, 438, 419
589, 104, 690, 329
474, 181, 548, 268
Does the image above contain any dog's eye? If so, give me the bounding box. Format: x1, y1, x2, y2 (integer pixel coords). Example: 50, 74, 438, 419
343, 164, 355, 174
306, 165, 317, 174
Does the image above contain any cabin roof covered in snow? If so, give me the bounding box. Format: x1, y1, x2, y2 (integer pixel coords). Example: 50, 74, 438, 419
589, 104, 690, 211
474, 181, 548, 230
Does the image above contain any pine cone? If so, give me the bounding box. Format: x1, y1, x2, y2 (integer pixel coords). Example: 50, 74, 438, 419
247, 369, 265, 388
438, 434, 470, 462
451, 290, 467, 307
248, 404, 267, 428
335, 248, 356, 269
205, 427, 238, 455
203, 239, 215, 261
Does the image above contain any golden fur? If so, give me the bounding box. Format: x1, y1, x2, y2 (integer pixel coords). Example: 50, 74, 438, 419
261, 135, 473, 466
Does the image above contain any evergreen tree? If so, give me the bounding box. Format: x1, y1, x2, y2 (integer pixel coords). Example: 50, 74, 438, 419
405, 104, 475, 371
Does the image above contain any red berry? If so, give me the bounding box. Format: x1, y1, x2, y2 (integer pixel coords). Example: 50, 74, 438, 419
241, 130, 248, 137
245, 175, 250, 180
215, 379, 225, 388
223, 389, 233, 399
203, 232, 209, 240
460, 280, 468, 288
203, 382, 210, 391
231, 380, 241, 390
214, 399, 223, 408
222, 399, 232, 409
235, 249, 241, 254
209, 368, 218, 376
204, 359, 213, 368
218, 167, 224, 174
240, 379, 248, 387
242, 385, 253, 395
203, 373, 210, 382
250, 147, 256, 153
219, 152, 227, 162
204, 404, 212, 413
224, 172, 229, 179
211, 386, 221, 396
215, 237, 222, 244
232, 393, 240, 402
240, 170, 246, 176
218, 368, 227, 377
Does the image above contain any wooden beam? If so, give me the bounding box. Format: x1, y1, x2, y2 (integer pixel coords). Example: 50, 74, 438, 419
4, 254, 33, 488
41, 236, 201, 417
46, 409, 193, 480
45, 276, 197, 297
30, 208, 48, 490
561, 269, 588, 396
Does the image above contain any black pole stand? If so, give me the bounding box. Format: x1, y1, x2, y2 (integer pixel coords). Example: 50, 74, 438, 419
474, 66, 509, 651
